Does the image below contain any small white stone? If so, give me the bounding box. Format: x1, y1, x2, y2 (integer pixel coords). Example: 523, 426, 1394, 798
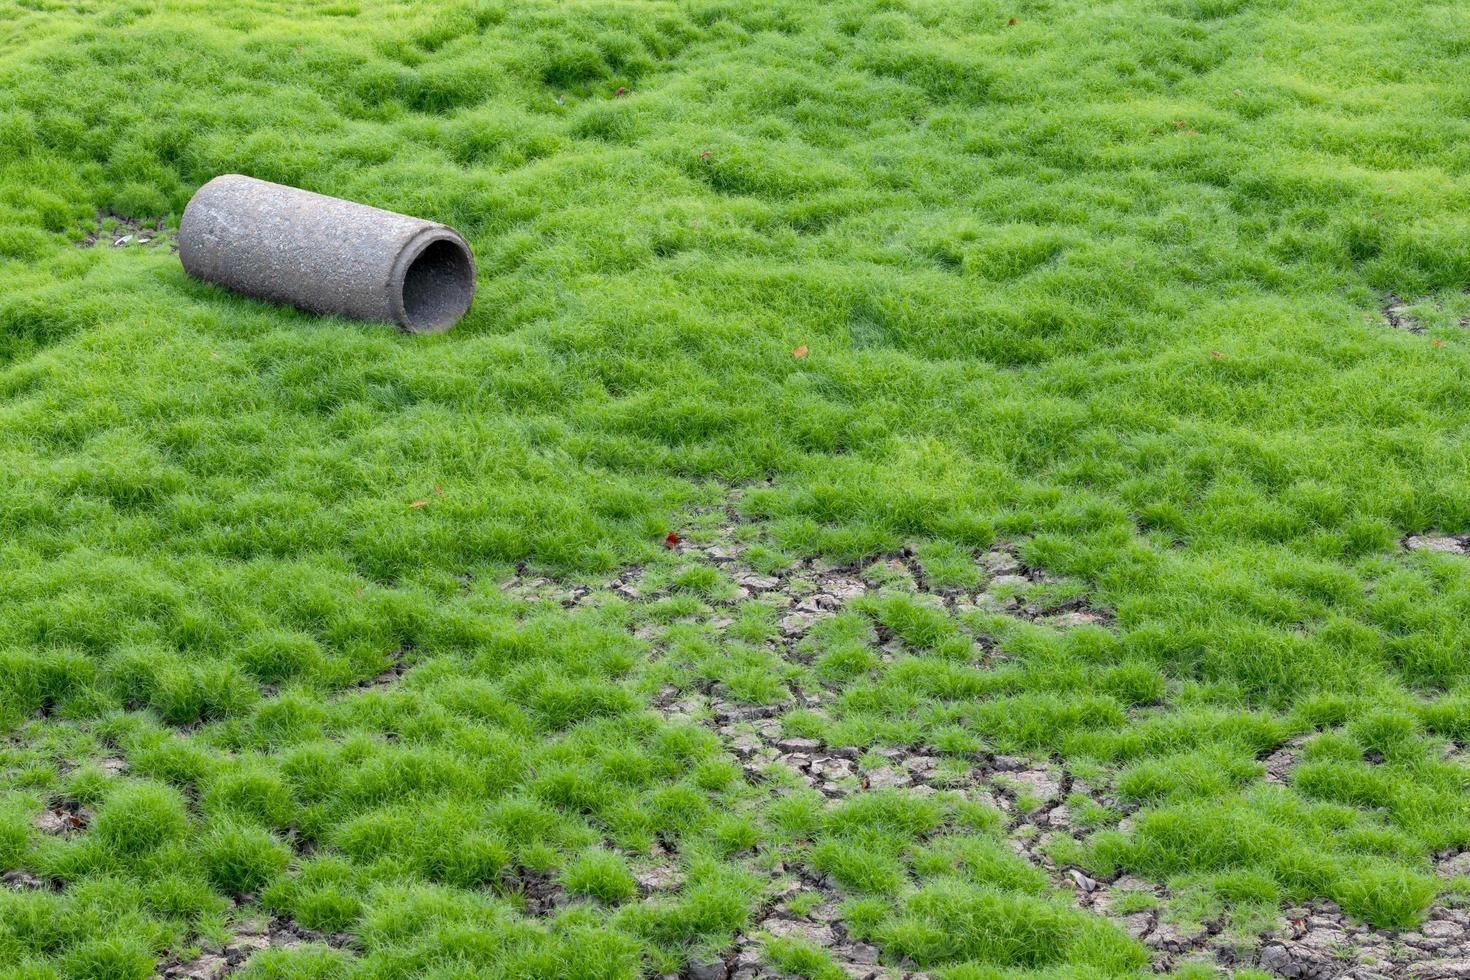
1407, 535, 1465, 553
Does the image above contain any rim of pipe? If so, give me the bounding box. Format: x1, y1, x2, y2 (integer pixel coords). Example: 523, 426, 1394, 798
388, 226, 477, 334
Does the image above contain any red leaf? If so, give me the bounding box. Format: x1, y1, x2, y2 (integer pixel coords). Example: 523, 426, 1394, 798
664, 532, 680, 548
792, 344, 809, 359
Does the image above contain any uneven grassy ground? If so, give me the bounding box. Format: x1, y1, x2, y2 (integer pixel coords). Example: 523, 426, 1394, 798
3, 0, 1470, 976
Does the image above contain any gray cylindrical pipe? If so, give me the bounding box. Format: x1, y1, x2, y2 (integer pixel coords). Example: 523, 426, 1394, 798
178, 174, 476, 334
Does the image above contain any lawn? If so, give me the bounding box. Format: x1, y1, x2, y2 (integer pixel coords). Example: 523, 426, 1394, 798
2, 0, 1470, 976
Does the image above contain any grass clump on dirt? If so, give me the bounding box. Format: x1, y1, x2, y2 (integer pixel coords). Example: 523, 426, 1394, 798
4, 0, 1470, 976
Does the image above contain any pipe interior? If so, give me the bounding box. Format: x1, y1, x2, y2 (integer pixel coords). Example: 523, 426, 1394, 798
401, 238, 475, 331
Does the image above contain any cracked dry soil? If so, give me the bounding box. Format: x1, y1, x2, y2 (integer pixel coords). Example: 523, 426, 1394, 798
18, 496, 1470, 979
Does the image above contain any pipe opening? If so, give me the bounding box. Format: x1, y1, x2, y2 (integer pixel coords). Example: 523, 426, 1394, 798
400, 238, 475, 333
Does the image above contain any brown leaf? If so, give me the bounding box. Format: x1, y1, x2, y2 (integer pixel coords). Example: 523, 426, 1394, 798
792, 344, 809, 359
410, 499, 429, 509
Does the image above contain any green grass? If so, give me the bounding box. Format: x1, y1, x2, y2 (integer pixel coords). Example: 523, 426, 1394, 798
3, 0, 1470, 975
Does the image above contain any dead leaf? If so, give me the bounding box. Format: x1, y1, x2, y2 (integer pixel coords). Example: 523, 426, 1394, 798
410, 499, 428, 509
792, 345, 809, 359
1007, 16, 1017, 25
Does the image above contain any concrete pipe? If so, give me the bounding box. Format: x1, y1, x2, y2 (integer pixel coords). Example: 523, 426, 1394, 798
178, 175, 476, 334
